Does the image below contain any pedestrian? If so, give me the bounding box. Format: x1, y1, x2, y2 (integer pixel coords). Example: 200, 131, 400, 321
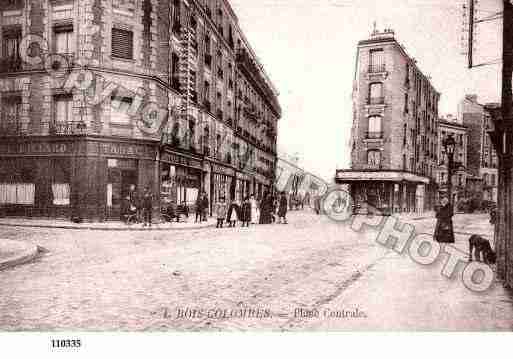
259, 191, 272, 224
490, 206, 497, 225
250, 194, 259, 224
241, 196, 252, 227
216, 197, 227, 228
434, 197, 455, 244
201, 192, 209, 221
142, 186, 153, 227
278, 191, 288, 224
195, 195, 203, 223
226, 198, 240, 227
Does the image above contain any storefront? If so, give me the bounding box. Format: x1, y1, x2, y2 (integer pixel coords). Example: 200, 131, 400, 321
160, 150, 204, 208
0, 138, 157, 221
211, 163, 235, 206
335, 170, 431, 215
235, 172, 252, 202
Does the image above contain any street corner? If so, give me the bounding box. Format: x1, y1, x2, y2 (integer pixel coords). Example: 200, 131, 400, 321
0, 239, 42, 271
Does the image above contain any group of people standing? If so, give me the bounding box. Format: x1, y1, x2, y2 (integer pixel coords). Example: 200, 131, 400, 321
214, 191, 289, 228
121, 185, 154, 226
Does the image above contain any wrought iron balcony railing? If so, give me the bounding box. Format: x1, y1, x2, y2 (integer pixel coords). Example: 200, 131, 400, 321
0, 121, 25, 136
368, 64, 386, 73
365, 131, 383, 139
49, 121, 87, 135
367, 97, 385, 105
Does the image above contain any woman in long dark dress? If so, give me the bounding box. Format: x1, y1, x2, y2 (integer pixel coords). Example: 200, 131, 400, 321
259, 192, 272, 224
434, 197, 455, 244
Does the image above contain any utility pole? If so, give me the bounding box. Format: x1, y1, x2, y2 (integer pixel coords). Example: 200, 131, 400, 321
496, 0, 513, 285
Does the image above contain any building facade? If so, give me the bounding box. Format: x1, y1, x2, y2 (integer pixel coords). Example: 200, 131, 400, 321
336, 28, 440, 214
436, 115, 468, 205
0, 0, 280, 221
458, 95, 498, 203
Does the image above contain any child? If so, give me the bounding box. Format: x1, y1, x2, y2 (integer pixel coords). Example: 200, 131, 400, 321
216, 197, 227, 228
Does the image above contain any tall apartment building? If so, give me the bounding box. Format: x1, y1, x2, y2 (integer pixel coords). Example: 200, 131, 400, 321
436, 114, 468, 205
458, 95, 498, 202
336, 28, 440, 214
0, 0, 281, 221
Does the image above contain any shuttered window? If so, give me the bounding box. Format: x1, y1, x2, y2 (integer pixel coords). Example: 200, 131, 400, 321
111, 28, 133, 60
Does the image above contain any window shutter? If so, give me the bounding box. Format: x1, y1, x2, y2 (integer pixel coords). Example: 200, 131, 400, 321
112, 28, 133, 59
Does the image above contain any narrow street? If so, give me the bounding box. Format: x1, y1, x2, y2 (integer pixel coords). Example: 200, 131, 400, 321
1, 211, 512, 331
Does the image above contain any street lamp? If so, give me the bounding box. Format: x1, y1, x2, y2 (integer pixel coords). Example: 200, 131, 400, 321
443, 134, 456, 206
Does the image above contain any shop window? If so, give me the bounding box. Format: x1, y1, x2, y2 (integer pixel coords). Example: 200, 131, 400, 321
111, 28, 133, 60
52, 159, 71, 206
0, 183, 34, 205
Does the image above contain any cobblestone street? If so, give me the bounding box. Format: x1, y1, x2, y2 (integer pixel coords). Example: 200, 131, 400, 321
1, 211, 512, 331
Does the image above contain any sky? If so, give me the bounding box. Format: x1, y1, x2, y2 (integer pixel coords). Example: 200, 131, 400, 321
230, 0, 503, 182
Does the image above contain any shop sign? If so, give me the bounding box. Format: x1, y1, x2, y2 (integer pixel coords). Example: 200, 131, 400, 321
0, 141, 76, 155
212, 164, 235, 177
99, 143, 154, 158
161, 152, 203, 170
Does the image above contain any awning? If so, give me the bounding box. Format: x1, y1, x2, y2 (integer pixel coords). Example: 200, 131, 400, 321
335, 170, 430, 184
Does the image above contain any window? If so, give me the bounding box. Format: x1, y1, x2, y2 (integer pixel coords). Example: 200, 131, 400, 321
367, 150, 381, 167
111, 28, 133, 59
54, 24, 74, 54
491, 174, 496, 186
367, 116, 382, 138
369, 49, 384, 72
483, 173, 489, 186
54, 94, 73, 123
2, 96, 22, 124
110, 96, 133, 124
2, 27, 21, 58
203, 81, 210, 103
171, 52, 179, 90
404, 93, 409, 114
172, 0, 181, 34
368, 83, 383, 104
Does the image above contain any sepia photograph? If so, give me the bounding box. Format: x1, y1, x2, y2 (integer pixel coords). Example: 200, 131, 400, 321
0, 0, 512, 356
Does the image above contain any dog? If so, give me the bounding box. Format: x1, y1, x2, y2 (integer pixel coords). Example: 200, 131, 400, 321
469, 234, 496, 264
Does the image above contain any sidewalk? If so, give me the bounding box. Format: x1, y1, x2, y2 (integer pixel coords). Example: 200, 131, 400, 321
0, 239, 40, 271
300, 215, 513, 331
0, 217, 217, 231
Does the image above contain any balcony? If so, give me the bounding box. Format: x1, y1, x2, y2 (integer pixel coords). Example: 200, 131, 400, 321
0, 121, 25, 137
365, 131, 383, 139
367, 97, 385, 105
49, 121, 87, 135
0, 56, 22, 73
368, 64, 386, 73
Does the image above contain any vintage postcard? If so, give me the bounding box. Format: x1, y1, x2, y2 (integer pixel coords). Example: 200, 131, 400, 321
0, 0, 511, 356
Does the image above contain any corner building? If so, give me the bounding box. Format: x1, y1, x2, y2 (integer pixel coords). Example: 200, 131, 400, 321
0, 0, 281, 221
336, 29, 439, 214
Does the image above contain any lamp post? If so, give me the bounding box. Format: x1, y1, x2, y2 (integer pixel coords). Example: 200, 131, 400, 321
443, 134, 456, 206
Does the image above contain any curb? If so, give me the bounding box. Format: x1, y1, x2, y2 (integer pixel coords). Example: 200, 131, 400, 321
0, 244, 40, 271
0, 222, 217, 232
